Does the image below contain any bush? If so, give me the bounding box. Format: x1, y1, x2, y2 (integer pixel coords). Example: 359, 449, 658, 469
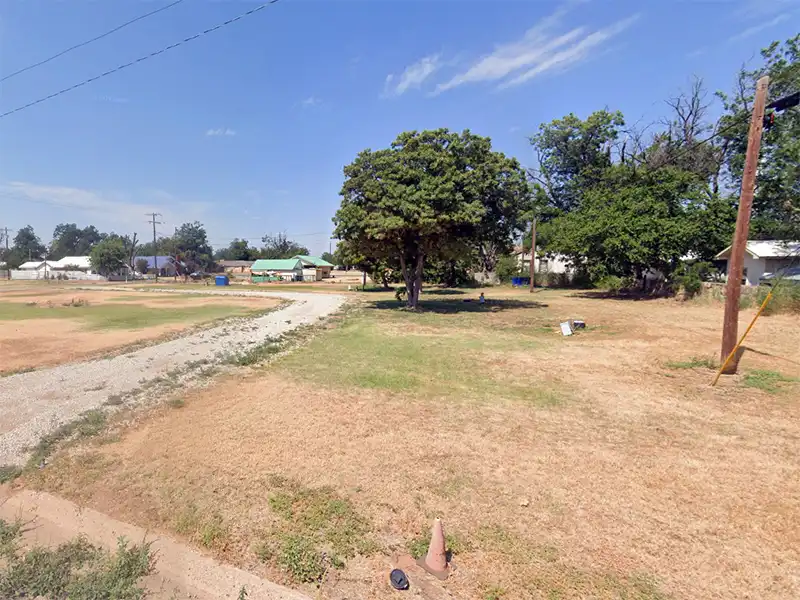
542, 271, 573, 288
673, 261, 716, 299
758, 283, 800, 315
595, 275, 623, 293
495, 255, 524, 283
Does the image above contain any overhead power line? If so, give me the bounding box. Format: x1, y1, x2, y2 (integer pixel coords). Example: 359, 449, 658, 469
0, 0, 280, 119
1, 0, 185, 83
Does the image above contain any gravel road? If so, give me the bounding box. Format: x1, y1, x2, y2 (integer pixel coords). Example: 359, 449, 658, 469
0, 289, 345, 466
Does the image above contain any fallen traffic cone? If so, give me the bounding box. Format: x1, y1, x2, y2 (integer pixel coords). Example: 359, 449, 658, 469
416, 518, 451, 579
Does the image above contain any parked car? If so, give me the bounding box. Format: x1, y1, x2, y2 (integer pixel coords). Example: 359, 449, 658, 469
759, 266, 800, 286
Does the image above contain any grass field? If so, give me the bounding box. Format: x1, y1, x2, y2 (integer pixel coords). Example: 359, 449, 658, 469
20, 288, 800, 599
0, 286, 280, 373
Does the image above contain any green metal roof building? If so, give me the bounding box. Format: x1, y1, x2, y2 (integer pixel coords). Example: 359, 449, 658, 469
251, 259, 303, 272
293, 255, 334, 268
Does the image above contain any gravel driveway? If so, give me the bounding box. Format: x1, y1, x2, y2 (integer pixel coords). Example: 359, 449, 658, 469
0, 289, 345, 466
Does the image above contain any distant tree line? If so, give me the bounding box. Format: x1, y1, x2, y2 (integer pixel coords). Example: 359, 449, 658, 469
0, 221, 316, 277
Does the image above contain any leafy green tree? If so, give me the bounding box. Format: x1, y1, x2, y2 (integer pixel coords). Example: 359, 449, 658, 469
215, 239, 258, 261
717, 34, 800, 239
135, 257, 149, 274
542, 165, 708, 283
529, 110, 624, 212
334, 129, 530, 307
90, 237, 127, 276
169, 222, 213, 272
320, 251, 336, 265
5, 226, 47, 268
260, 233, 309, 259
50, 224, 104, 259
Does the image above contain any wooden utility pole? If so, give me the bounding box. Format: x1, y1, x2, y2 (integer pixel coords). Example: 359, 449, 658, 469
146, 212, 162, 282
720, 75, 769, 372
3, 227, 9, 280
528, 218, 537, 292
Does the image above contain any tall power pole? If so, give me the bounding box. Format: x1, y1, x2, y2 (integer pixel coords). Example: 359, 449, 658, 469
3, 227, 9, 280
720, 75, 769, 372
528, 218, 537, 292
146, 212, 162, 282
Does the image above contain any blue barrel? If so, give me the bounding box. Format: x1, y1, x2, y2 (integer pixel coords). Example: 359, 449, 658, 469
215, 275, 229, 286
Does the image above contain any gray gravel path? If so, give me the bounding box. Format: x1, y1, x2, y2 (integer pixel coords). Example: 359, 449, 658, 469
0, 289, 345, 466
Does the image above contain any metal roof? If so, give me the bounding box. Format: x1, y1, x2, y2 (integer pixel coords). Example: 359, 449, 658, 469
293, 255, 334, 267
251, 259, 302, 271
715, 240, 800, 260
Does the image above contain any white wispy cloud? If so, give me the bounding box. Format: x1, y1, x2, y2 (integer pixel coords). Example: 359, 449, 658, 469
301, 96, 321, 107
499, 15, 639, 89
728, 13, 792, 42
384, 54, 441, 96
736, 0, 799, 18
433, 7, 638, 94
206, 128, 236, 137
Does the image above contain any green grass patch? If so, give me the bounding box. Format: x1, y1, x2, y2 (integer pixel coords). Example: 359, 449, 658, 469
0, 301, 265, 330
274, 305, 561, 406
743, 369, 798, 393
256, 479, 376, 582
0, 465, 22, 484
665, 356, 717, 370
0, 519, 154, 599
224, 337, 283, 366
26, 410, 107, 468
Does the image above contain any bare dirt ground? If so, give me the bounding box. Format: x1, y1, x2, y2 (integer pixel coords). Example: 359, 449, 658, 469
16, 289, 800, 600
0, 288, 280, 372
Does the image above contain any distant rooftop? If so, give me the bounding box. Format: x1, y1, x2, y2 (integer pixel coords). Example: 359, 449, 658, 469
293, 255, 334, 267
251, 258, 302, 271
715, 240, 800, 260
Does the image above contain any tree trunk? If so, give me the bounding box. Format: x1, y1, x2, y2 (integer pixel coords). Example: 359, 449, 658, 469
399, 253, 424, 308
411, 253, 424, 308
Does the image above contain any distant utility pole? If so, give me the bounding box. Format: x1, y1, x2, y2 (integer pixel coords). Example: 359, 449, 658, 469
720, 75, 769, 372
3, 227, 9, 279
146, 212, 162, 282
529, 218, 537, 293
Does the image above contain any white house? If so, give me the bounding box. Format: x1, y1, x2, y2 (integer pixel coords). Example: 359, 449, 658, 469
514, 246, 572, 275
18, 260, 51, 271
50, 256, 94, 272
715, 240, 800, 285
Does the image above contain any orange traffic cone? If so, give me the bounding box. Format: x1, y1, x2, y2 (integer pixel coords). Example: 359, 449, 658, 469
416, 518, 451, 579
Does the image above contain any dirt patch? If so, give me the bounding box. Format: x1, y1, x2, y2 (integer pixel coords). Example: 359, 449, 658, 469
0, 290, 280, 373
0, 319, 187, 374
23, 290, 800, 599
0, 290, 277, 309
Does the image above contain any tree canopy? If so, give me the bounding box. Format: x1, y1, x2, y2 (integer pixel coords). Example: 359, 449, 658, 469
89, 237, 127, 276
260, 233, 309, 259
717, 34, 800, 239
4, 226, 47, 269
528, 34, 798, 286
334, 128, 531, 307
50, 224, 104, 259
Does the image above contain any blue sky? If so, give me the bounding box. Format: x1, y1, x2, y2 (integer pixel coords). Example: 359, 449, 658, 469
1, 0, 798, 255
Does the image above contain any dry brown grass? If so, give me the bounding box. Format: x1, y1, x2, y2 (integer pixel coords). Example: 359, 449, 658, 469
24, 288, 800, 599
0, 288, 279, 373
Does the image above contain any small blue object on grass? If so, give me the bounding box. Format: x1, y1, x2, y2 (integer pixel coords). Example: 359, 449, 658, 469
215, 275, 229, 286
511, 277, 531, 287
